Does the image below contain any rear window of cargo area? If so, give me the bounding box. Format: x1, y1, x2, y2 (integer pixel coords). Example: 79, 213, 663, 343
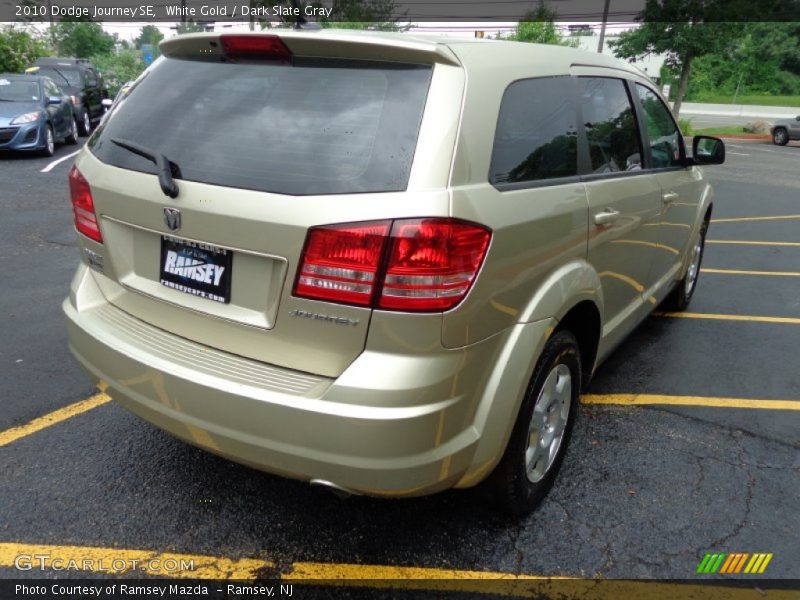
89, 57, 432, 196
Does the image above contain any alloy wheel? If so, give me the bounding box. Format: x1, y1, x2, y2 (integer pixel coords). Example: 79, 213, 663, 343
525, 363, 572, 483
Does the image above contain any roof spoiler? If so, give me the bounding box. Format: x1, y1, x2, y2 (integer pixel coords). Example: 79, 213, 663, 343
160, 31, 461, 67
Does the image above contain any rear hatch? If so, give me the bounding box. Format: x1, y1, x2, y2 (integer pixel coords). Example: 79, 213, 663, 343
75, 31, 464, 378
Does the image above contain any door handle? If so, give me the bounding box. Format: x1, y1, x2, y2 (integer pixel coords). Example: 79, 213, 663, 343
662, 191, 679, 204
594, 209, 621, 226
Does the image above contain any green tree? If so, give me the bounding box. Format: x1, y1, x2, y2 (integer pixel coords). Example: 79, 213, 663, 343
53, 21, 116, 58
0, 25, 50, 72
609, 0, 749, 116
174, 20, 208, 35
508, 1, 576, 46
134, 25, 164, 56
90, 49, 146, 96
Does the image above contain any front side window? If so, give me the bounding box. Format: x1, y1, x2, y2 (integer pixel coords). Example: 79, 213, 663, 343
579, 77, 642, 173
636, 84, 684, 168
89, 57, 432, 196
44, 79, 60, 97
490, 76, 579, 186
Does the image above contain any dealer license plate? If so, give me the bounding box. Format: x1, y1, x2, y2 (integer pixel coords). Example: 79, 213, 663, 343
159, 236, 232, 304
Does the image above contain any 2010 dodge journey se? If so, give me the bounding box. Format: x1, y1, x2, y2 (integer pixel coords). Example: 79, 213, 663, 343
64, 31, 725, 514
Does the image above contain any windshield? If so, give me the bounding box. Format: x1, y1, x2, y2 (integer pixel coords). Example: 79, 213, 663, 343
36, 67, 82, 87
89, 56, 432, 196
0, 79, 40, 102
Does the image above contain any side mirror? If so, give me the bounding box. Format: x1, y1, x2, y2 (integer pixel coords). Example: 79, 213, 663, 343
692, 135, 725, 165
795, 115, 800, 121
102, 98, 113, 108
47, 96, 62, 105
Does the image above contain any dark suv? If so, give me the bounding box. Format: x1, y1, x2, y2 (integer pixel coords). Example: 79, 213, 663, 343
28, 58, 108, 136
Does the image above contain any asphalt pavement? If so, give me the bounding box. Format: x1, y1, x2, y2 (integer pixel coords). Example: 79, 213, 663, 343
1, 138, 799, 594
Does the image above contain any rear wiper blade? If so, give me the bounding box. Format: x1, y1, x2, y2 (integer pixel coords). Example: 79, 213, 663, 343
110, 138, 180, 198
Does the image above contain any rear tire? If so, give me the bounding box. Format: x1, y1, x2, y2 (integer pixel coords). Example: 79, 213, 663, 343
665, 217, 709, 311
488, 330, 581, 516
772, 128, 789, 146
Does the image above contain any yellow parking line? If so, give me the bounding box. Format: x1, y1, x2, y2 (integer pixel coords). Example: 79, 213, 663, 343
656, 311, 800, 325
582, 393, 800, 411
286, 561, 567, 581
702, 268, 800, 277
711, 214, 800, 224
706, 240, 800, 247
0, 393, 111, 448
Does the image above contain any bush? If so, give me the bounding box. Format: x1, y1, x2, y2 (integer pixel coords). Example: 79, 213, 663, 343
0, 26, 49, 73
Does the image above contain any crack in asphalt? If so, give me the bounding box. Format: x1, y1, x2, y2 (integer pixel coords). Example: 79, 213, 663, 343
618, 404, 800, 451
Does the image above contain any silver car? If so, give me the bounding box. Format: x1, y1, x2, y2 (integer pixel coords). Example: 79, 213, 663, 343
64, 31, 724, 514
771, 115, 800, 145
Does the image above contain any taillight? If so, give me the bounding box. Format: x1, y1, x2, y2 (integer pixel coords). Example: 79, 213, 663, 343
220, 35, 292, 62
293, 219, 491, 312
379, 219, 491, 311
69, 165, 102, 243
294, 221, 391, 307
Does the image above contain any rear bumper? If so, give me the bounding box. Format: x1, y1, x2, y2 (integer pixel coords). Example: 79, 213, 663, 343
64, 265, 546, 497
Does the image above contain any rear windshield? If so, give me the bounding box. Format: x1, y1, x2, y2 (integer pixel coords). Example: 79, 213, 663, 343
89, 56, 432, 196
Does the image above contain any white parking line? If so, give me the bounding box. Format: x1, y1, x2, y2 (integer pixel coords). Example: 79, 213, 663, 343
40, 149, 81, 173
728, 152, 750, 156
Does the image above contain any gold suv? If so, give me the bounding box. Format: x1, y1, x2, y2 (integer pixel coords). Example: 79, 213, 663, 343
64, 31, 725, 514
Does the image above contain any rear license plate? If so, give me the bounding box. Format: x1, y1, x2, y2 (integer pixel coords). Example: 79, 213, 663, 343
160, 236, 232, 304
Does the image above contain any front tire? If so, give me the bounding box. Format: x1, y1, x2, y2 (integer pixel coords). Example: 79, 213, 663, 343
40, 125, 55, 157
773, 128, 789, 146
65, 115, 79, 145
488, 330, 581, 516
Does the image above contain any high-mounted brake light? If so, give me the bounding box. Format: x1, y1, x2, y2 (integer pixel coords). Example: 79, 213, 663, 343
219, 35, 293, 61
68, 165, 102, 243
294, 219, 491, 312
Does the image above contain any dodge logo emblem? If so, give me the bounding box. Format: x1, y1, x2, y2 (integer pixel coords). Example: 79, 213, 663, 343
164, 207, 181, 231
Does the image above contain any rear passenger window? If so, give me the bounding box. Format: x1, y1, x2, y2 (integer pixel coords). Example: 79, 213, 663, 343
636, 84, 684, 168
579, 78, 642, 173
490, 76, 578, 186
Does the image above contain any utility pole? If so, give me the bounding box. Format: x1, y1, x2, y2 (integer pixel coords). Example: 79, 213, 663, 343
597, 0, 611, 54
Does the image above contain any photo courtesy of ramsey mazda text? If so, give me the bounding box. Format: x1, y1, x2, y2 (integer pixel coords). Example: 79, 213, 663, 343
64, 30, 724, 515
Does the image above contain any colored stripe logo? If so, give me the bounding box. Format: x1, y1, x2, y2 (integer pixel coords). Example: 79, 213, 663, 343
697, 552, 773, 574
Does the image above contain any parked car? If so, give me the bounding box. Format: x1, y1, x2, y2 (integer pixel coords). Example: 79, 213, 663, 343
27, 57, 108, 136
63, 32, 724, 514
0, 74, 78, 156
771, 115, 800, 145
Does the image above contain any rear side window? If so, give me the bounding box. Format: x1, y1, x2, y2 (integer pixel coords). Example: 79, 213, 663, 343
578, 77, 642, 173
490, 76, 579, 186
89, 57, 432, 196
636, 84, 684, 168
